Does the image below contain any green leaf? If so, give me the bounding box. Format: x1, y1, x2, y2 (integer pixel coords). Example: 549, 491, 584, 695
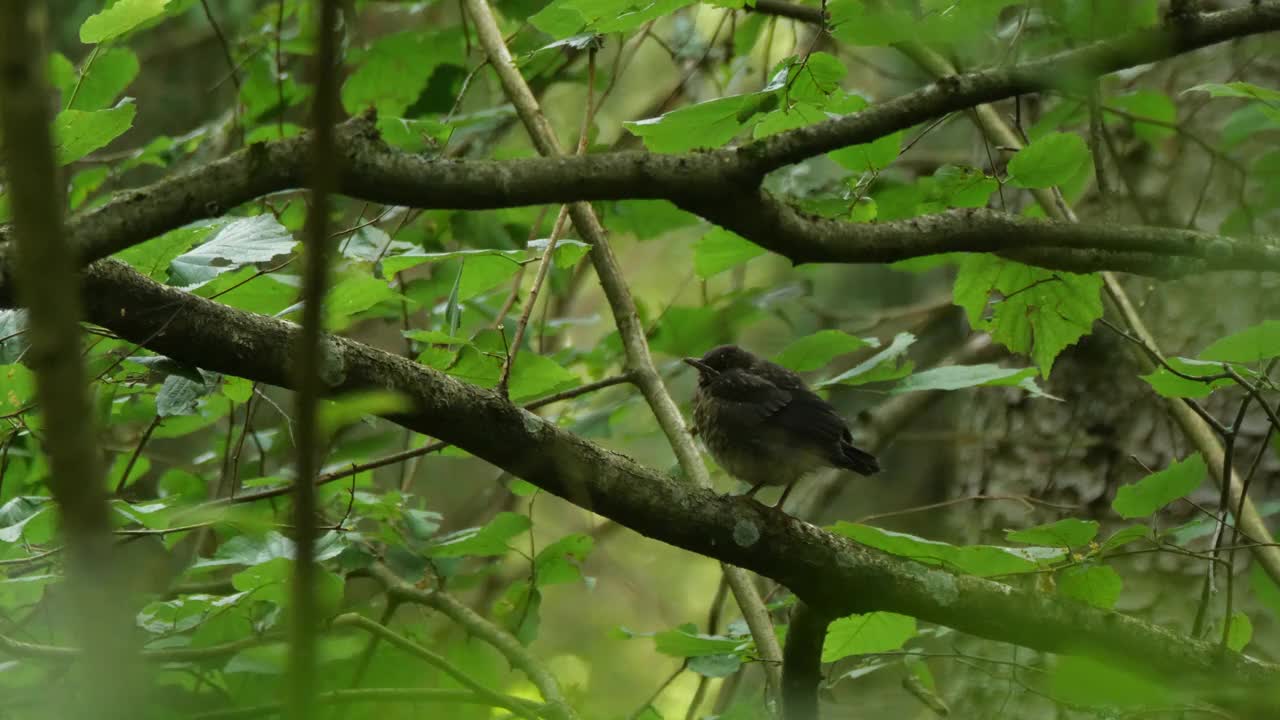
625, 94, 766, 153
169, 215, 296, 287
787, 53, 846, 104
55, 103, 137, 165
1112, 453, 1206, 519
1051, 656, 1168, 708
689, 653, 742, 678
324, 275, 401, 330
1226, 611, 1252, 652
930, 165, 998, 208
530, 0, 695, 38
534, 534, 594, 586
376, 116, 453, 153
1109, 91, 1176, 145
654, 624, 749, 657
1140, 357, 1234, 398
426, 512, 531, 557
68, 48, 140, 111
1250, 563, 1280, 619
80, 0, 170, 43
442, 330, 579, 403
319, 390, 412, 437
772, 330, 872, 372
156, 374, 206, 417
494, 582, 541, 645
830, 131, 902, 173
889, 365, 1050, 397
1058, 564, 1122, 609
0, 365, 35, 414
233, 558, 344, 618
1006, 519, 1098, 547
1199, 320, 1280, 363
694, 228, 766, 278
829, 522, 1061, 576
1184, 81, 1280, 105
817, 332, 915, 387
1006, 132, 1090, 189
828, 0, 915, 46
953, 256, 1103, 376
342, 31, 464, 116
822, 612, 916, 662
1100, 525, 1151, 553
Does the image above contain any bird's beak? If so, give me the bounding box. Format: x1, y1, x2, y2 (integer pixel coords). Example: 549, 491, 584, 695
683, 357, 715, 375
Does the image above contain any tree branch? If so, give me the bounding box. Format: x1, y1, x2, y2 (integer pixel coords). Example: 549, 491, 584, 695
54, 259, 1280, 707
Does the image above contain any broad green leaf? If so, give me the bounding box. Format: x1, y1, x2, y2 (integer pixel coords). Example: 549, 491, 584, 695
1199, 320, 1280, 363
156, 374, 206, 417
0, 365, 35, 414
324, 275, 401, 330
1112, 453, 1205, 519
1109, 91, 1176, 145
0, 498, 53, 544
426, 512, 531, 557
830, 131, 902, 173
830, 522, 1061, 576
889, 365, 1050, 397
376, 116, 453, 153
442, 330, 579, 403
818, 332, 915, 387
68, 48, 140, 111
1058, 564, 1122, 609
534, 534, 594, 586
1051, 656, 1168, 708
625, 94, 766, 153
232, 558, 344, 617
193, 267, 296, 315
169, 215, 296, 287
930, 165, 998, 208
828, 0, 915, 46
1140, 357, 1234, 398
319, 390, 412, 437
953, 256, 1103, 376
55, 103, 137, 165
654, 624, 749, 657
694, 228, 766, 278
1227, 611, 1252, 652
81, 0, 170, 43
342, 31, 464, 116
381, 249, 523, 298
822, 612, 916, 662
494, 582, 541, 645
197, 531, 347, 568
787, 52, 846, 104
1006, 519, 1098, 547
1184, 81, 1280, 105
689, 653, 742, 678
530, 0, 694, 38
773, 330, 872, 372
1100, 525, 1151, 553
1007, 132, 1090, 188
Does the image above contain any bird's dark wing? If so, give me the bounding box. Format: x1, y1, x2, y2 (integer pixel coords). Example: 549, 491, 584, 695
767, 385, 851, 449
701, 370, 792, 430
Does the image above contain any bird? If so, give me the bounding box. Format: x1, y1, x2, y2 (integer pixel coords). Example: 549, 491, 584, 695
683, 344, 881, 509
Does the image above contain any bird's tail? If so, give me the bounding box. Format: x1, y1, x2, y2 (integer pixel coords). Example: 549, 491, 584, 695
837, 443, 881, 476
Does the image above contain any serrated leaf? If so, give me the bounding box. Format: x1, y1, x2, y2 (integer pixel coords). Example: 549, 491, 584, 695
1006, 518, 1098, 547
953, 256, 1102, 376
822, 612, 915, 662
170, 215, 296, 287
426, 512, 531, 557
830, 522, 1062, 576
830, 131, 902, 172
889, 364, 1048, 397
773, 330, 872, 372
68, 48, 140, 111
1058, 564, 1122, 609
1112, 453, 1205, 519
55, 103, 136, 165
654, 625, 749, 658
818, 332, 915, 387
694, 228, 766, 278
81, 0, 170, 43
1199, 320, 1280, 364
342, 31, 464, 116
534, 534, 594, 586
1007, 132, 1090, 188
625, 94, 766, 153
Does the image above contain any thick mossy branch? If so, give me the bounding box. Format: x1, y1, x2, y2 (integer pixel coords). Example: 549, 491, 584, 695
55, 259, 1280, 703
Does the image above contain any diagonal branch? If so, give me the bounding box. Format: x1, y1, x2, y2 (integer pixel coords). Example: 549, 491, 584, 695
58, 259, 1280, 708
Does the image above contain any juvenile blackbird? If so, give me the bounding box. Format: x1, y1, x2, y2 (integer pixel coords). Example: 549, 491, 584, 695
684, 345, 880, 507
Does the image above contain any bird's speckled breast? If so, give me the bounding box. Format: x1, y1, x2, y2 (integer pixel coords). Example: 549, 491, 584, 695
693, 392, 825, 488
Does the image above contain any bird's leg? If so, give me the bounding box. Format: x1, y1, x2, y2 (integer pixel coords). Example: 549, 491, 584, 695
774, 481, 797, 511
744, 481, 769, 499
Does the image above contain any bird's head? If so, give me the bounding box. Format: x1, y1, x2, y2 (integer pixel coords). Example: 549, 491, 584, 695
683, 344, 758, 380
